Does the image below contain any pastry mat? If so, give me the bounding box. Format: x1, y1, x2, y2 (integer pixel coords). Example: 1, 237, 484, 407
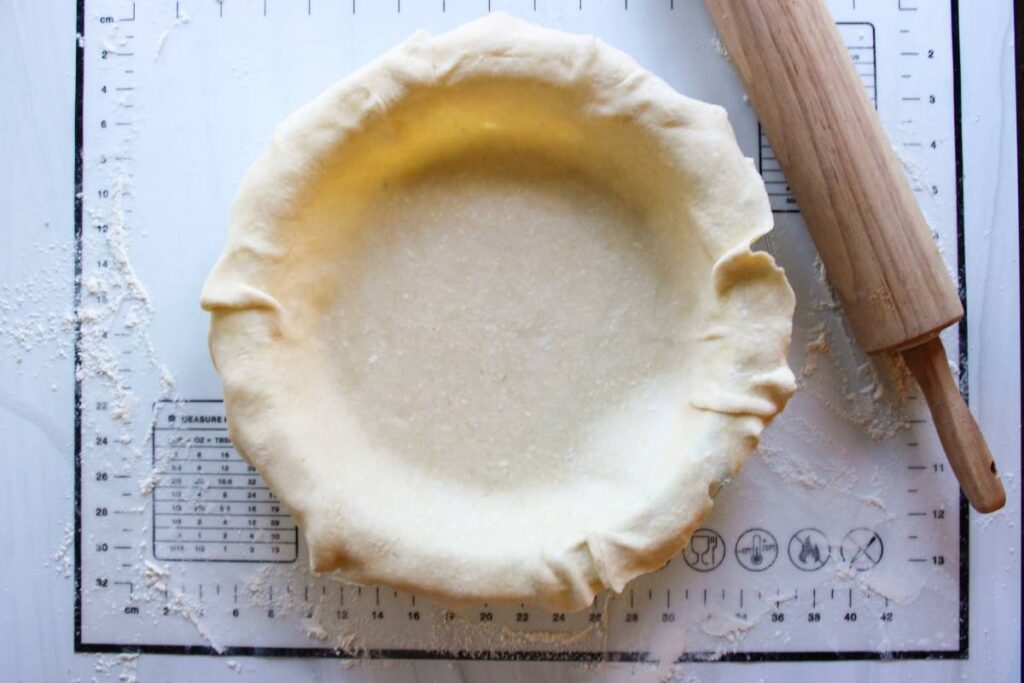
76, 0, 968, 662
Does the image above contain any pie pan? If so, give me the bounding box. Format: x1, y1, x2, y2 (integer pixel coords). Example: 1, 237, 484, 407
201, 14, 795, 612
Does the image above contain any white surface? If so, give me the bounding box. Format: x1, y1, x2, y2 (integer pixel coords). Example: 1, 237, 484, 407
0, 1, 1019, 682
75, 0, 963, 660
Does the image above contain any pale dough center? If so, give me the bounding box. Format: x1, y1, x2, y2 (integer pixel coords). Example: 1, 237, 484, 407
327, 151, 693, 489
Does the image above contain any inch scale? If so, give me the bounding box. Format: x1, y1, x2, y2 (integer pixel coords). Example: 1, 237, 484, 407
76, 0, 967, 661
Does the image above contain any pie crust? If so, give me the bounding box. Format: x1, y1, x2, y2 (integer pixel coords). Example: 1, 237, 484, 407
201, 14, 795, 612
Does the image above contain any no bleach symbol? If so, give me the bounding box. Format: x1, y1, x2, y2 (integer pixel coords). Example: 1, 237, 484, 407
788, 528, 831, 571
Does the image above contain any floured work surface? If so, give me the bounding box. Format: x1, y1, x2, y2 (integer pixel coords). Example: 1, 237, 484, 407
76, 0, 967, 663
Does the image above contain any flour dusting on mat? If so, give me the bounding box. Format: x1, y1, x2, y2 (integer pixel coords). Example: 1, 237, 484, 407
45, 3, 969, 673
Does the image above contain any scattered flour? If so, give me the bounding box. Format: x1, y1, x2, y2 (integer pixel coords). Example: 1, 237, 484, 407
698, 611, 757, 641
155, 11, 191, 58
93, 654, 139, 683
799, 256, 915, 442
709, 35, 728, 58
50, 523, 75, 578
802, 322, 830, 377
855, 571, 921, 606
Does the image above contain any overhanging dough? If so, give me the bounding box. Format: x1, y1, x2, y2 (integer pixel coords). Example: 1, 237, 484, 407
201, 13, 796, 612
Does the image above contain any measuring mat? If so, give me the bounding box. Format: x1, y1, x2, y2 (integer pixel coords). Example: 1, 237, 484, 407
76, 0, 968, 662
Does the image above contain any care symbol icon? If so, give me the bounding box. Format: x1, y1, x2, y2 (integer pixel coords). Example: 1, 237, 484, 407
840, 528, 884, 571
735, 528, 778, 571
683, 528, 725, 572
788, 528, 831, 571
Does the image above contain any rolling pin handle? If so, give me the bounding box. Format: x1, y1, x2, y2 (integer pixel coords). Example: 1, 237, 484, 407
902, 337, 1006, 513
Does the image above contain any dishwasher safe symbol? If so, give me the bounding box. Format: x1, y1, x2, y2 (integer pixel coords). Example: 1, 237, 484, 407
840, 528, 884, 571
735, 528, 778, 571
788, 528, 831, 571
684, 528, 725, 572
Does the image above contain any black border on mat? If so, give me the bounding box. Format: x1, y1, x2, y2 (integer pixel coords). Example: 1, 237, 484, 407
73, 0, 973, 662
950, 0, 972, 660
72, 0, 86, 653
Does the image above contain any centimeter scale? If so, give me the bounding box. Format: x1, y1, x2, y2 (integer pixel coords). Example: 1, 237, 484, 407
76, 0, 969, 661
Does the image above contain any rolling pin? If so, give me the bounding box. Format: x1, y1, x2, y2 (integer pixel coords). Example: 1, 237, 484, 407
704, 0, 1005, 512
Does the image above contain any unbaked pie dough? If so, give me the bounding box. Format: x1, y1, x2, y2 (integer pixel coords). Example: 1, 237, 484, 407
201, 14, 796, 612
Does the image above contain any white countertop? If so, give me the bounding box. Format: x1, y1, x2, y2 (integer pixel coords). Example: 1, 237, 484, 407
0, 1, 1018, 681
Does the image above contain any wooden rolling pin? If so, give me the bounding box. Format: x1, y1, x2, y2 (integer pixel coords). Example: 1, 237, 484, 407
704, 0, 1005, 512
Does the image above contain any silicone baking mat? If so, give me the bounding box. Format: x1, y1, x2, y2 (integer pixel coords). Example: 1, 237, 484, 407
75, 0, 968, 662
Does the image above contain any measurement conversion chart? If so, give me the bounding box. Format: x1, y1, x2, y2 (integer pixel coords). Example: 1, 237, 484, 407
76, 0, 968, 661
